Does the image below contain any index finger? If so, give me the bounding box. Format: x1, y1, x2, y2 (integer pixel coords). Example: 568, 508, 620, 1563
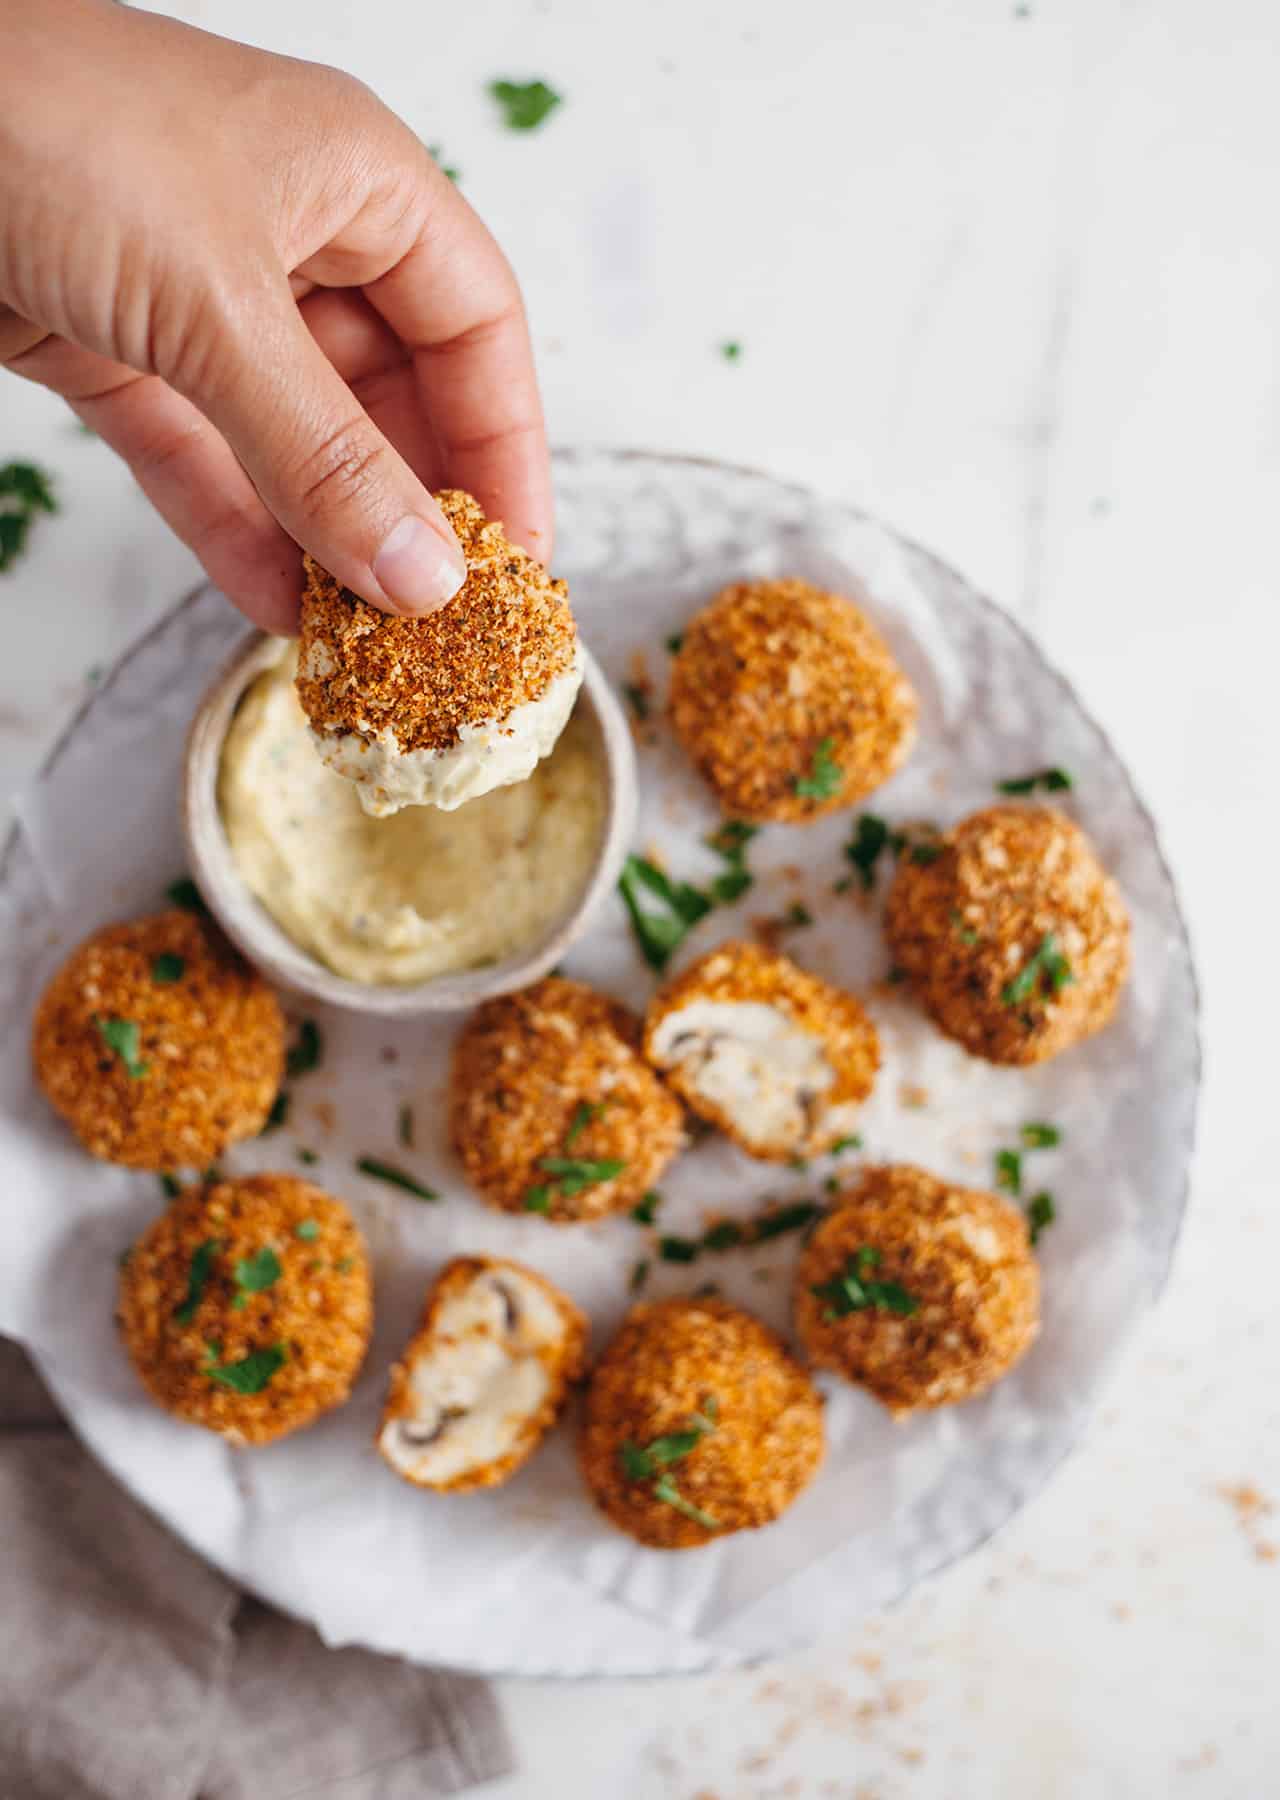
363, 193, 554, 562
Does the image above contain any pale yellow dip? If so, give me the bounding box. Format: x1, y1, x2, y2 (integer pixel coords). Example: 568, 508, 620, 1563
218, 646, 606, 986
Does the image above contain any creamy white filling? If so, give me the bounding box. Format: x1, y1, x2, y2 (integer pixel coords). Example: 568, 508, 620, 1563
649, 999, 838, 1152
311, 646, 585, 818
378, 1267, 567, 1486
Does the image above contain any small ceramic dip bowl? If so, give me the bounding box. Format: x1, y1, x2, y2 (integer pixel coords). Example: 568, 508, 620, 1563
183, 630, 636, 1015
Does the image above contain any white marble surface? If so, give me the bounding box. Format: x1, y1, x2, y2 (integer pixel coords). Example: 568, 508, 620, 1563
1, 2, 1276, 1794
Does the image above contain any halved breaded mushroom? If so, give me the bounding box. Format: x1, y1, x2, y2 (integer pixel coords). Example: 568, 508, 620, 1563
644, 940, 879, 1161
668, 578, 916, 822
32, 908, 285, 1169
579, 1296, 825, 1549
117, 1173, 372, 1446
793, 1164, 1040, 1415
296, 489, 582, 816
449, 976, 685, 1221
884, 804, 1130, 1065
377, 1256, 587, 1493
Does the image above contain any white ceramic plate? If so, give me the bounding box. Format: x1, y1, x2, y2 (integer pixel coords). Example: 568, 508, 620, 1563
0, 450, 1199, 1677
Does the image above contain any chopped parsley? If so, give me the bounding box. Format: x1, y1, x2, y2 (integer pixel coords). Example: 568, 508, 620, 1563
631, 1190, 662, 1225
151, 953, 185, 983
658, 1234, 700, 1263
950, 909, 979, 945
261, 1090, 290, 1133
720, 341, 742, 362
296, 1148, 319, 1166
619, 1398, 720, 1529
564, 1101, 604, 1148
427, 142, 460, 181
710, 864, 753, 905
658, 1201, 821, 1262
524, 1187, 552, 1212
811, 1246, 918, 1320
159, 1173, 182, 1199
285, 1019, 322, 1078
232, 1247, 282, 1309
94, 1015, 148, 1080
1001, 933, 1074, 1008
166, 876, 207, 914
202, 1342, 287, 1394
995, 1149, 1023, 1196
794, 737, 842, 801
629, 1258, 650, 1293
534, 1155, 625, 1197
622, 683, 650, 721
398, 1103, 414, 1149
706, 819, 758, 904
294, 1219, 320, 1241
779, 903, 814, 930
174, 1239, 221, 1325
997, 767, 1073, 796
356, 1157, 439, 1201
1020, 1121, 1061, 1150
845, 814, 898, 890
203, 1166, 224, 1184
665, 633, 684, 654
908, 842, 942, 865
1027, 1191, 1056, 1244
830, 1135, 862, 1155
489, 78, 562, 131
0, 462, 57, 572
618, 854, 713, 970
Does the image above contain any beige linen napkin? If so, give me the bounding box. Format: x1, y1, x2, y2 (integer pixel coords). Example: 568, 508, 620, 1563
0, 1337, 512, 1800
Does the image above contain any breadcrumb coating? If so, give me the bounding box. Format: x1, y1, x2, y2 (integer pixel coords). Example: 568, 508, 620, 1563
644, 940, 880, 1160
32, 909, 285, 1169
669, 579, 916, 822
884, 804, 1130, 1065
449, 977, 684, 1222
378, 1256, 587, 1493
579, 1296, 825, 1548
296, 489, 578, 753
117, 1173, 372, 1445
794, 1164, 1040, 1416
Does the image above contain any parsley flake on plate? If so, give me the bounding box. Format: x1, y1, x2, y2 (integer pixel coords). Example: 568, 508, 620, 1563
1027, 1191, 1056, 1244
629, 1258, 650, 1293
720, 341, 743, 362
94, 1015, 148, 1080
664, 633, 684, 654
426, 142, 460, 182
0, 462, 57, 572
618, 854, 713, 971
995, 1149, 1023, 1196
261, 1090, 290, 1133
794, 737, 842, 801
630, 1190, 662, 1225
356, 1157, 439, 1201
398, 1103, 414, 1148
811, 1245, 918, 1320
285, 1019, 322, 1078
622, 683, 650, 721
844, 814, 897, 890
997, 767, 1073, 796
166, 876, 207, 914
488, 78, 562, 131
1020, 1121, 1061, 1150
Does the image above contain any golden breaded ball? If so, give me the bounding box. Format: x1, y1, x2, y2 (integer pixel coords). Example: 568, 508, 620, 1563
449, 976, 684, 1222
32, 909, 285, 1169
296, 489, 580, 815
377, 1256, 587, 1493
579, 1296, 825, 1549
644, 940, 879, 1161
117, 1173, 372, 1445
669, 579, 916, 822
793, 1164, 1040, 1416
884, 804, 1130, 1065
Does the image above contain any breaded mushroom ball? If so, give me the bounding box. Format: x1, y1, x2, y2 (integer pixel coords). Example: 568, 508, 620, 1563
296, 489, 582, 817
644, 940, 879, 1161
32, 909, 285, 1170
378, 1256, 587, 1493
117, 1173, 372, 1445
668, 578, 916, 822
449, 976, 684, 1223
579, 1296, 825, 1549
794, 1164, 1040, 1416
884, 804, 1130, 1065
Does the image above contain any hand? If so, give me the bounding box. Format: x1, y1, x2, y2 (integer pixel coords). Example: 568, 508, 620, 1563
0, 0, 553, 632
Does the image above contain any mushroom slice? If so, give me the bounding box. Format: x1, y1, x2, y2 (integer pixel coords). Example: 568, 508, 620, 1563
377, 1257, 587, 1493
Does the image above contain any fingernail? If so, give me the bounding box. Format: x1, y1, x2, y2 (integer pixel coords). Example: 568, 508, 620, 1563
373, 516, 467, 614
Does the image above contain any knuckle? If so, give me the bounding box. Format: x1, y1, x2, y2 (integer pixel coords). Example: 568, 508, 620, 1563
293, 420, 389, 523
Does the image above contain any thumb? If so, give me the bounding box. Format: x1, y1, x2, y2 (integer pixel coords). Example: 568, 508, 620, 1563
191, 286, 466, 616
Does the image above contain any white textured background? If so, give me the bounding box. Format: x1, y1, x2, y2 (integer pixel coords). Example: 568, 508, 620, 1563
1, 2, 1276, 1794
